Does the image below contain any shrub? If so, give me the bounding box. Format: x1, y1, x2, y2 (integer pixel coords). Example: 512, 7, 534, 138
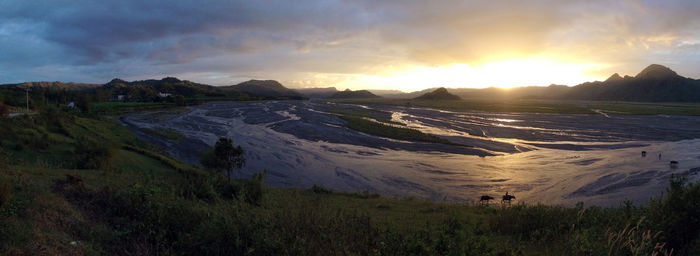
242, 171, 266, 205
311, 184, 333, 194
74, 137, 115, 169
76, 95, 91, 113
645, 175, 700, 254
0, 180, 11, 207
0, 103, 8, 117
174, 95, 186, 106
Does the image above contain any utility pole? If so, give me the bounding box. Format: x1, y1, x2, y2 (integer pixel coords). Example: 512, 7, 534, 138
26, 87, 29, 112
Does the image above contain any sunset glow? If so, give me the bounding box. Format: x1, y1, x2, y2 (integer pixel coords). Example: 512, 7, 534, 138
334, 58, 605, 91
1, 1, 699, 92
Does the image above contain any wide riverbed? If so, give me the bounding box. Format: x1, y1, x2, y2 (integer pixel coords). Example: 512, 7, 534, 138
121, 101, 700, 206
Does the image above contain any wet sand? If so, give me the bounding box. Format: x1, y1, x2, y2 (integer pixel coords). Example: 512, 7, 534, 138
120, 101, 700, 207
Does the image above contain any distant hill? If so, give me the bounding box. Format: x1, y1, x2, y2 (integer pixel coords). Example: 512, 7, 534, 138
0, 81, 101, 90
368, 89, 405, 97
297, 87, 338, 98
329, 89, 381, 99
414, 87, 461, 100
222, 80, 304, 99
564, 64, 700, 102
99, 77, 230, 101
382, 64, 700, 102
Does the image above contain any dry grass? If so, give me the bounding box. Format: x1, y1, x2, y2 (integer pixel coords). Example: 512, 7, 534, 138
606, 216, 673, 256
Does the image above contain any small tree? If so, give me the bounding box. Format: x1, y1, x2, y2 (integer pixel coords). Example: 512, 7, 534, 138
0, 103, 8, 117
202, 138, 245, 181
76, 95, 91, 113
174, 95, 186, 106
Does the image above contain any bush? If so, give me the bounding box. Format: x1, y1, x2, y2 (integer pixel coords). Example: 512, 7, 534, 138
174, 95, 186, 106
76, 95, 91, 113
645, 175, 700, 254
0, 103, 8, 117
311, 184, 333, 194
16, 129, 49, 150
242, 171, 266, 205
0, 180, 11, 207
74, 137, 115, 169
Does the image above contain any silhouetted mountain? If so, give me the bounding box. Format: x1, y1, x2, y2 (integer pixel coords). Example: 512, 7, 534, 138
605, 73, 623, 82
101, 77, 227, 101
329, 89, 381, 99
414, 87, 461, 100
635, 64, 678, 80
0, 81, 100, 90
297, 87, 339, 98
368, 89, 405, 97
222, 80, 304, 99
565, 64, 700, 102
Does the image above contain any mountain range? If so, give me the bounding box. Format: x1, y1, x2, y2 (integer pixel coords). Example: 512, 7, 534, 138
328, 89, 381, 99
1, 77, 305, 101
2, 64, 699, 103
363, 64, 700, 102
413, 87, 461, 100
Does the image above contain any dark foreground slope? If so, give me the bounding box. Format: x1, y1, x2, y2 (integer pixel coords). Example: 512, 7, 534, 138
0, 107, 698, 255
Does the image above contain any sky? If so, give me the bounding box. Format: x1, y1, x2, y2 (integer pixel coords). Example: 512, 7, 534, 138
1, 0, 699, 92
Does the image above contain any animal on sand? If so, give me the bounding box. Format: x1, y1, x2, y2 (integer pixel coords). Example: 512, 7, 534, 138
479, 195, 494, 206
502, 192, 516, 205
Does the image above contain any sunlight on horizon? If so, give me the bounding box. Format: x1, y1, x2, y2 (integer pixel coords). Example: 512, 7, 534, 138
334, 58, 606, 92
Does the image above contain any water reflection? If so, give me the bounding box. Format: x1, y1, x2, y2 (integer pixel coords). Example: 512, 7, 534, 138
123, 101, 700, 207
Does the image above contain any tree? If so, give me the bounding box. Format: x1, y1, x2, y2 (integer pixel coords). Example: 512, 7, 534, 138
76, 95, 91, 113
201, 137, 245, 181
0, 102, 8, 117
174, 95, 186, 106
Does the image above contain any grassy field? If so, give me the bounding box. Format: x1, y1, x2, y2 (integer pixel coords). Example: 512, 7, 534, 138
91, 102, 180, 115
0, 107, 698, 255
331, 98, 700, 115
337, 115, 453, 145
327, 106, 402, 125
326, 105, 456, 145
139, 127, 187, 142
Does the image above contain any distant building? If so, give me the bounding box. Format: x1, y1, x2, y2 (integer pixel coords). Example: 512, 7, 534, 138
158, 92, 172, 98
112, 95, 125, 101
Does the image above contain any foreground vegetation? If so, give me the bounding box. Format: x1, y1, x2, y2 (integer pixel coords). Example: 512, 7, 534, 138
0, 107, 699, 255
331, 98, 700, 116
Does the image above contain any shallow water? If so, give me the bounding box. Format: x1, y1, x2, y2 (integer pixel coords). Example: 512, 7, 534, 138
121, 101, 700, 206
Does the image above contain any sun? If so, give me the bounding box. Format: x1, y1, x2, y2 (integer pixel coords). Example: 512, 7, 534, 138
335, 57, 605, 92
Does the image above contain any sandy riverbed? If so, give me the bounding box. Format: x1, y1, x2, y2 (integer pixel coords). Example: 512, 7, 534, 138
120, 101, 700, 206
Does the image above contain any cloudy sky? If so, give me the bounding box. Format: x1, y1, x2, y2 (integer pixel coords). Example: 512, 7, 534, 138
1, 0, 699, 91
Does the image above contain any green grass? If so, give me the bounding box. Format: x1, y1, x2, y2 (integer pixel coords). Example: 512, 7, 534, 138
332, 98, 700, 115
139, 127, 186, 142
92, 102, 179, 115
338, 115, 453, 144
0, 107, 698, 255
327, 106, 402, 125
326, 104, 457, 145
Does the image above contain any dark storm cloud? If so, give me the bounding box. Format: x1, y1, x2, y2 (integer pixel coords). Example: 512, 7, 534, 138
0, 0, 699, 86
